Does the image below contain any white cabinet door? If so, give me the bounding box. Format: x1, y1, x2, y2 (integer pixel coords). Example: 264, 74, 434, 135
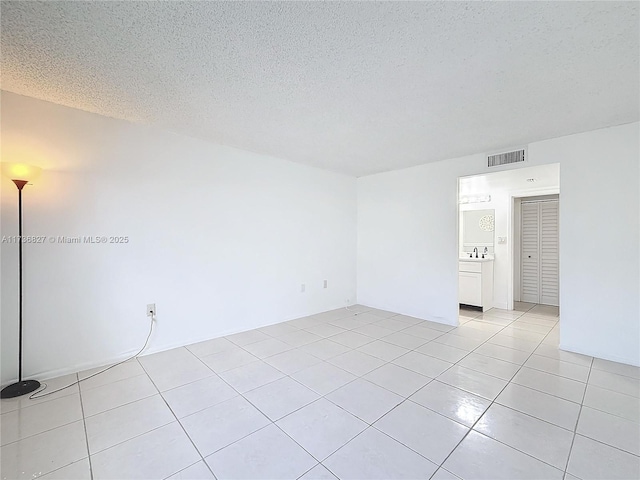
459, 272, 482, 306
520, 200, 559, 306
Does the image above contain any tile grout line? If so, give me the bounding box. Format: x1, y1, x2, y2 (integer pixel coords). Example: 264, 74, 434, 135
206, 365, 322, 465
2, 370, 178, 453
0, 383, 79, 415
451, 319, 591, 426
179, 308, 458, 477
562, 355, 595, 478
0, 396, 88, 448
0, 310, 576, 442
313, 308, 537, 477
165, 460, 214, 480
228, 313, 442, 398
77, 372, 95, 480
17, 375, 92, 480
0, 311, 536, 429
428, 308, 564, 478
135, 356, 219, 480
514, 359, 590, 382
181, 340, 328, 475
70, 309, 533, 473
13, 305, 634, 480
0, 319, 475, 453
421, 308, 546, 475
506, 373, 588, 405
187, 316, 639, 480
317, 307, 552, 479
420, 307, 531, 387
466, 322, 598, 407
80, 373, 159, 419
20, 306, 620, 480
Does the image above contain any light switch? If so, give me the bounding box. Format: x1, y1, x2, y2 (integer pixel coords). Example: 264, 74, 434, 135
497, 236, 507, 244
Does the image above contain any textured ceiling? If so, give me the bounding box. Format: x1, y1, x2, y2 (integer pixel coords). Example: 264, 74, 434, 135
1, 1, 638, 176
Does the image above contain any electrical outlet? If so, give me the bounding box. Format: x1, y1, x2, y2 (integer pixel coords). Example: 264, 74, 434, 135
301, 284, 306, 293
323, 280, 328, 289
147, 303, 156, 318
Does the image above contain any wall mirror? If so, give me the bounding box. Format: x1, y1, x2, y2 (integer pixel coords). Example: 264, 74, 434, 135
462, 209, 495, 253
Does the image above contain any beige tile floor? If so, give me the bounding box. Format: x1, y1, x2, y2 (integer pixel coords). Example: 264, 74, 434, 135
1, 303, 639, 480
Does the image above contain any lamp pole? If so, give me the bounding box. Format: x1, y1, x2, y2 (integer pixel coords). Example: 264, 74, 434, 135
1, 175, 41, 398
16, 180, 28, 384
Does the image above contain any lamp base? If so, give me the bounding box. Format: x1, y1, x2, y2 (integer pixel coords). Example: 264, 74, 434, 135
1, 379, 41, 399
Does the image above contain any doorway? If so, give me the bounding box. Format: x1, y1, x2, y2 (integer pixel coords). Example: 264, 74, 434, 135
458, 163, 560, 313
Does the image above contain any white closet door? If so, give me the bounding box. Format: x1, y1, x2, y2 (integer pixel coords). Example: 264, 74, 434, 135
521, 203, 540, 303
520, 200, 559, 306
540, 200, 559, 306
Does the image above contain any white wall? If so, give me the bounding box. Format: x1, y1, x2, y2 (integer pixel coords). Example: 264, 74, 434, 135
358, 122, 640, 366
1, 92, 357, 384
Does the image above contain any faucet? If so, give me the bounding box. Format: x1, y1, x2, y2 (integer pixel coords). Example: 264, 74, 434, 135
482, 246, 488, 259
473, 247, 478, 258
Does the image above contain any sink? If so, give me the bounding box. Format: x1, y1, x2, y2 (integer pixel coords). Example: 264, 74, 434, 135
460, 255, 494, 261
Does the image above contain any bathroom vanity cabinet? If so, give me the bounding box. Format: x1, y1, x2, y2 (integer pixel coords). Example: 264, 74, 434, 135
459, 259, 494, 311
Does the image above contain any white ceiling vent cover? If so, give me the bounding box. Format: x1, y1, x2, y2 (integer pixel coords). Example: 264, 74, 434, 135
488, 148, 527, 167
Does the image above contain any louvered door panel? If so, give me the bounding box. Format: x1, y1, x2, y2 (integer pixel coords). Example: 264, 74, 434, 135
521, 203, 540, 303
540, 201, 559, 306
520, 199, 559, 306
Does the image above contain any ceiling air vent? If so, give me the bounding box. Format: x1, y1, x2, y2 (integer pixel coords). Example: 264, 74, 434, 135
487, 148, 526, 167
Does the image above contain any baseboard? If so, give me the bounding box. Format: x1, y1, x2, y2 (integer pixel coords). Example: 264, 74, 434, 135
559, 342, 640, 368
1, 348, 144, 386
358, 302, 457, 327
1, 304, 354, 387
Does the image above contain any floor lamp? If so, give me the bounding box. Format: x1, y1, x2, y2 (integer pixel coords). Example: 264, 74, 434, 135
1, 162, 42, 398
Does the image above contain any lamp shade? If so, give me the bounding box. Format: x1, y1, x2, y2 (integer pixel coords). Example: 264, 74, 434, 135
1, 163, 42, 183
